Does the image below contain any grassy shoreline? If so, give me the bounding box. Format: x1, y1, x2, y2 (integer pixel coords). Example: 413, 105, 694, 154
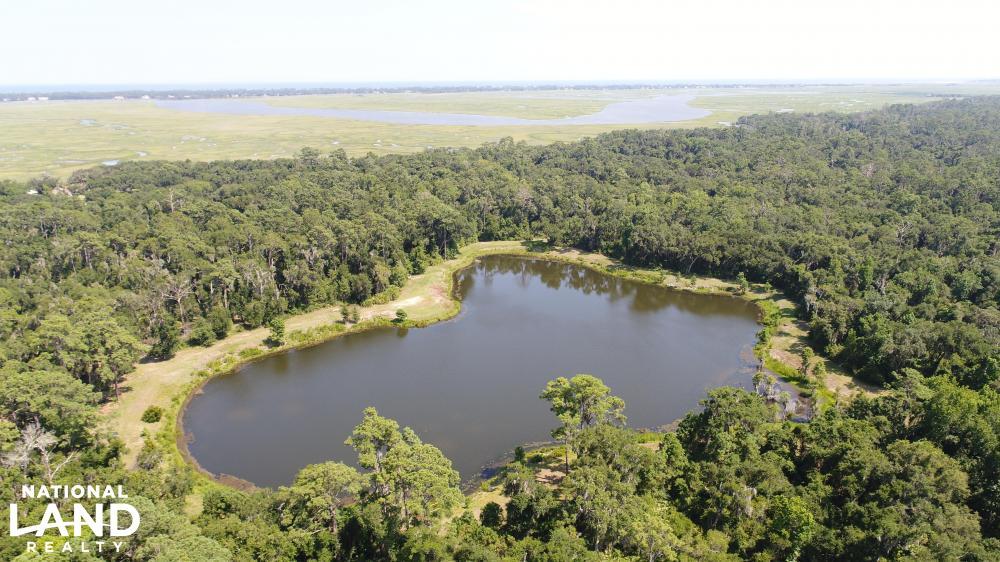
101, 240, 865, 498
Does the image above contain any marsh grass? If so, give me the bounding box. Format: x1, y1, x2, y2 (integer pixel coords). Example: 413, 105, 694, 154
0, 85, 967, 179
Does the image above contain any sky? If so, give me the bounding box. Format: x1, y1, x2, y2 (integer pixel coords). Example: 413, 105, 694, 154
3, 0, 998, 86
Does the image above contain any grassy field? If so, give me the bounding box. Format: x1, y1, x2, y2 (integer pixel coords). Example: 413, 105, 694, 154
3, 84, 996, 180
0, 99, 638, 180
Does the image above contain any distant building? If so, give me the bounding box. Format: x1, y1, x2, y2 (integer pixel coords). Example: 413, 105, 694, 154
38, 96, 49, 101
141, 95, 151, 100
113, 95, 125, 100
27, 96, 37, 101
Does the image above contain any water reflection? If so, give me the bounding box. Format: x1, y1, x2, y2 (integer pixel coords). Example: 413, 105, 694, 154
155, 95, 710, 126
183, 255, 760, 487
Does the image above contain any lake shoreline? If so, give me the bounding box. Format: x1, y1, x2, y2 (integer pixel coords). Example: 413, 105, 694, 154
105, 240, 826, 495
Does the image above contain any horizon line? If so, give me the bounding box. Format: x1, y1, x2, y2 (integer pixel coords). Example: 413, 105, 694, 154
2, 78, 999, 93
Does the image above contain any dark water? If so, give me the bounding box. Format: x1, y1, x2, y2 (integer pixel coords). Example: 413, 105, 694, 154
182, 256, 760, 487
154, 94, 709, 126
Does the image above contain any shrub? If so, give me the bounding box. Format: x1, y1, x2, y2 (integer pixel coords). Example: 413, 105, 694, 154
136, 440, 163, 470
187, 319, 216, 347
208, 307, 232, 339
736, 272, 750, 295
141, 406, 164, 423
363, 286, 401, 306
480, 502, 503, 529
238, 347, 263, 359
267, 317, 285, 346
150, 319, 180, 359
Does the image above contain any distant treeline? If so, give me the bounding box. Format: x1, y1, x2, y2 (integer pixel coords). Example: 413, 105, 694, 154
0, 81, 932, 101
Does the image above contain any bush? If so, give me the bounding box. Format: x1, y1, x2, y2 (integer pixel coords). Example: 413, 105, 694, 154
267, 317, 285, 346
150, 319, 180, 359
409, 246, 430, 274
208, 307, 232, 339
736, 272, 750, 295
187, 319, 216, 347
141, 406, 164, 423
480, 502, 503, 529
363, 286, 401, 306
395, 309, 408, 323
757, 300, 783, 329
243, 301, 266, 328
136, 439, 163, 470
238, 347, 263, 359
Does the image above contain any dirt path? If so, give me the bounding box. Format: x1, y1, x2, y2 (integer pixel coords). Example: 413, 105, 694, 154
101, 241, 525, 467
766, 311, 880, 402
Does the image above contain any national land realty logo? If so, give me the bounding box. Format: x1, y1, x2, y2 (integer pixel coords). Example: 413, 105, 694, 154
8, 484, 140, 555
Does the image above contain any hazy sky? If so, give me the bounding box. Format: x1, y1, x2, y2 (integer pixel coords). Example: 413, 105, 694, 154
3, 0, 998, 85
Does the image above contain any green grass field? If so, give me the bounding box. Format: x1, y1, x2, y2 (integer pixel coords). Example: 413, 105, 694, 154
2, 83, 996, 180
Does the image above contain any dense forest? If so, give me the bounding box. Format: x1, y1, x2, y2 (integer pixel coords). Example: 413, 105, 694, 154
0, 98, 997, 560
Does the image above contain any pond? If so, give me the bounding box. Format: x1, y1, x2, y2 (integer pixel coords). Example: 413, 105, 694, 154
181, 256, 761, 487
154, 94, 709, 126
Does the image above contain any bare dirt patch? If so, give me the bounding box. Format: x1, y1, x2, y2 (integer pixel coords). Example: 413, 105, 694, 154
536, 468, 565, 487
